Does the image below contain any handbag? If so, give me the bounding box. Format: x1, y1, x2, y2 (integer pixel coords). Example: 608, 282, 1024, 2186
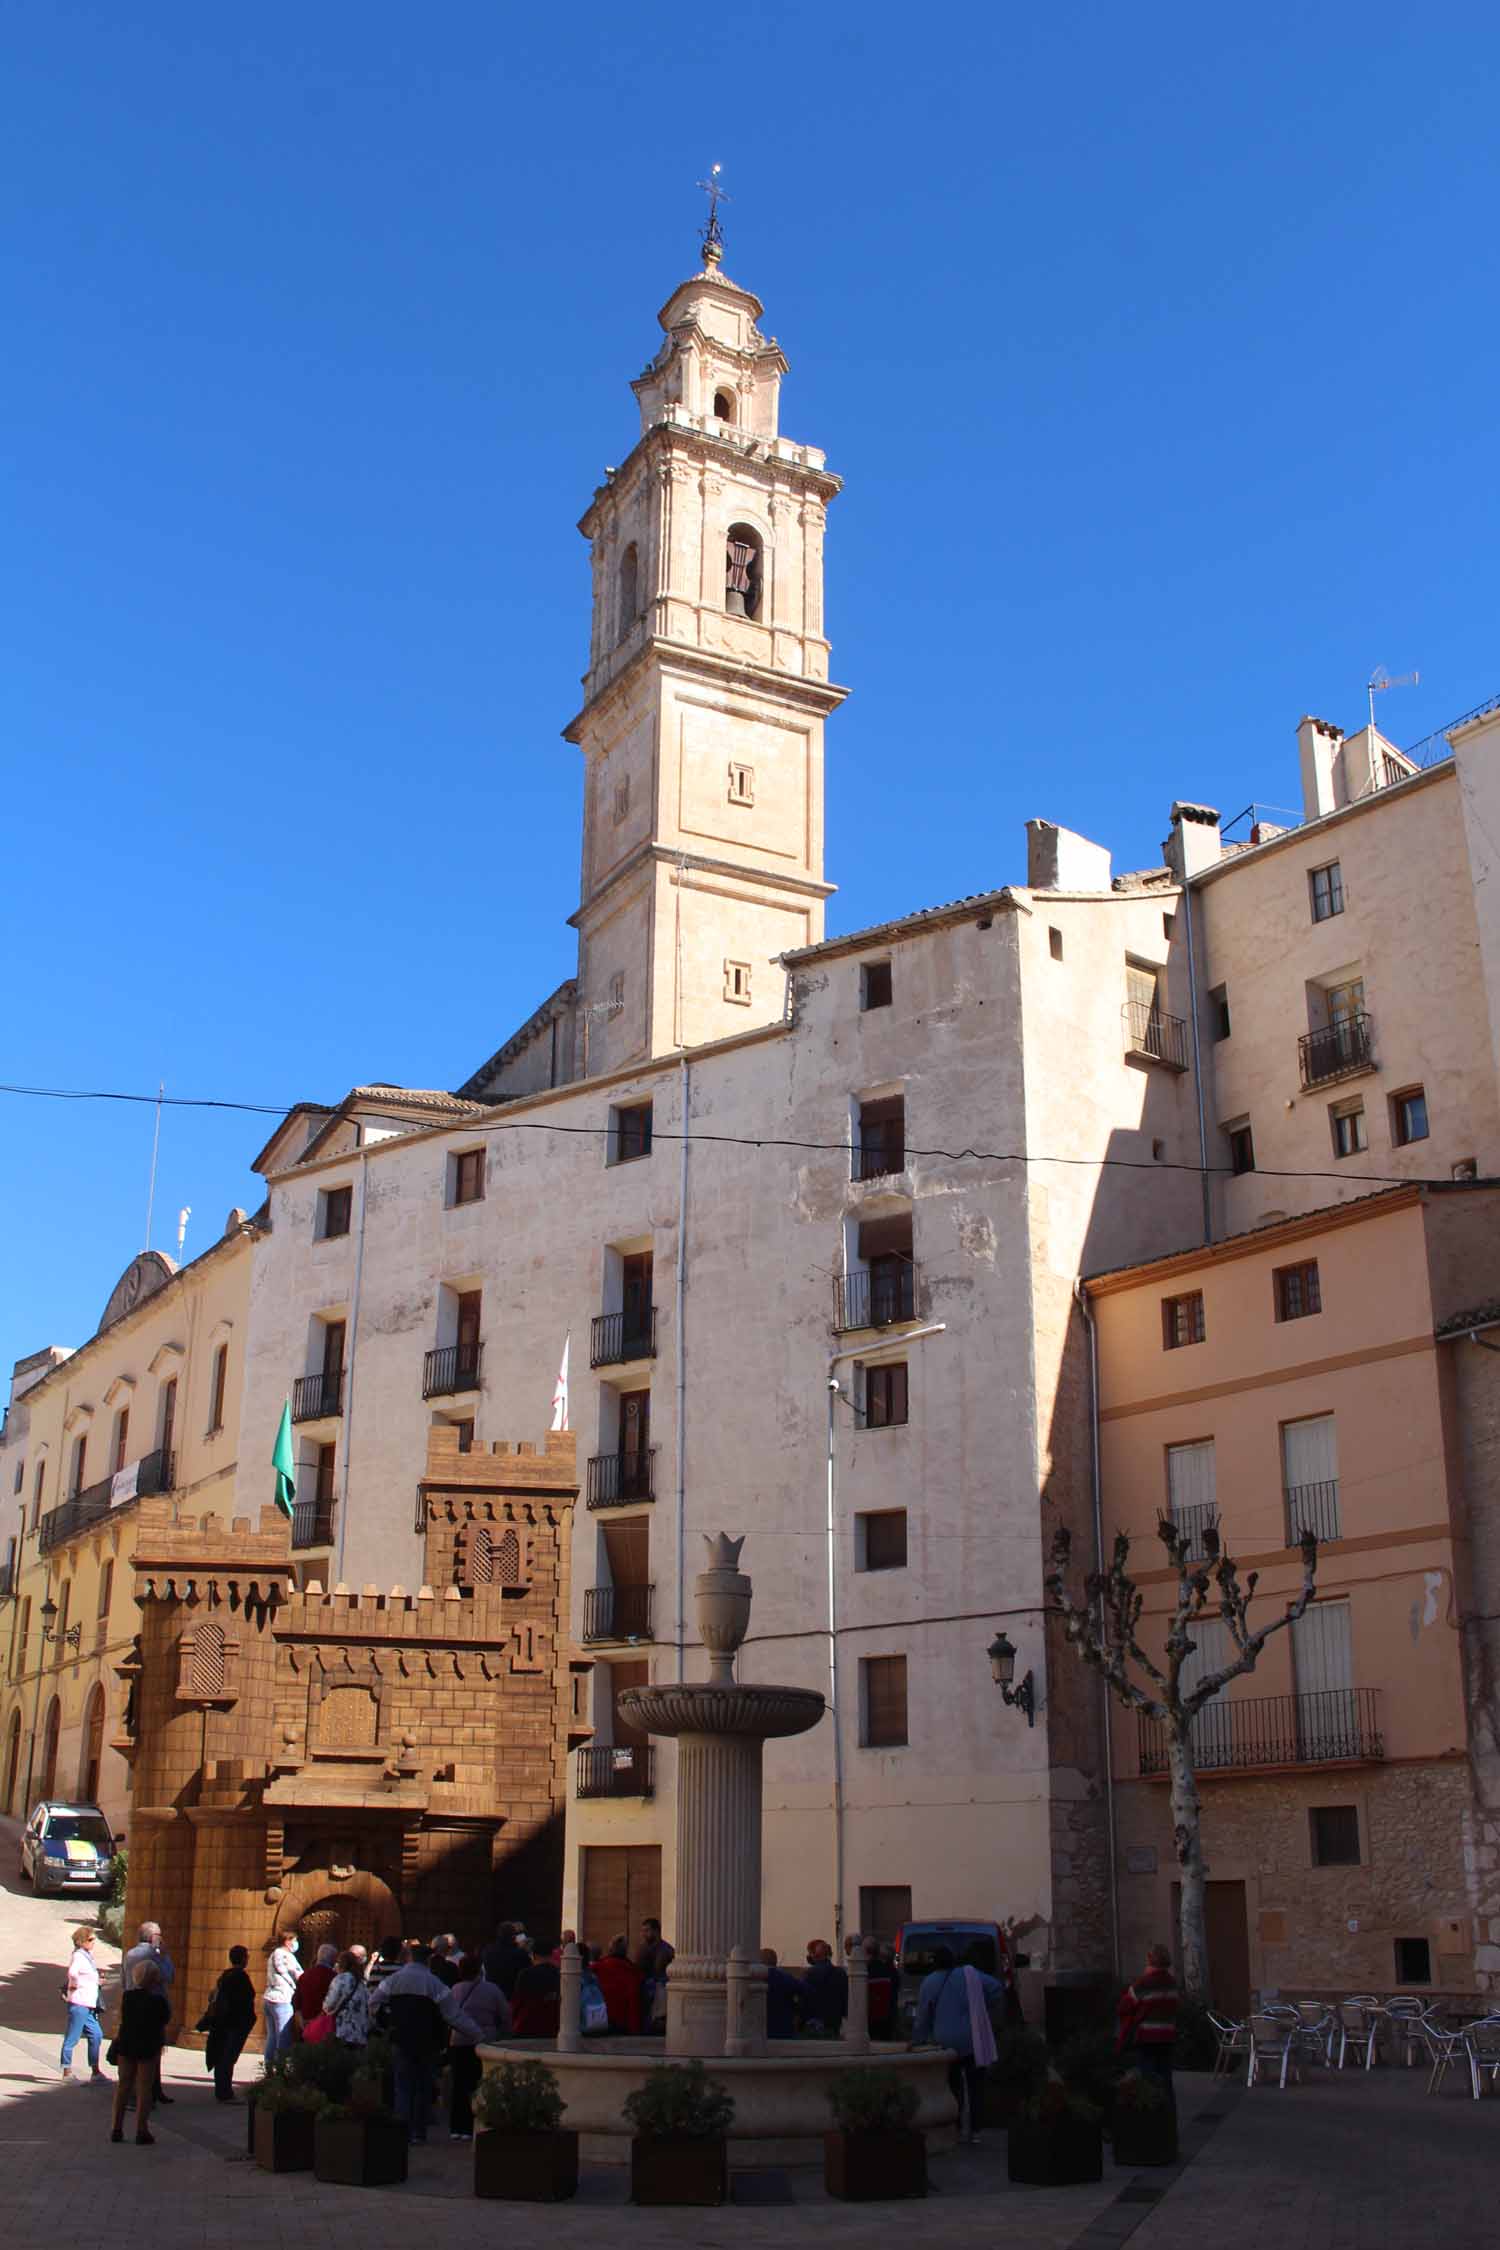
302, 2009, 335, 2046
105, 2040, 119, 2066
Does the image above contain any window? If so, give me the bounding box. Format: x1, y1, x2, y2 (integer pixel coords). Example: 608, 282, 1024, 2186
1330, 1101, 1367, 1158
1227, 1121, 1255, 1176
1392, 1087, 1429, 1145
607, 972, 625, 1020
18, 1598, 31, 1671
1292, 1598, 1353, 1729
855, 1094, 906, 1181
1394, 1937, 1432, 1985
69, 1434, 87, 1497
315, 1442, 337, 1510
455, 1291, 483, 1384
97, 1559, 114, 1618
452, 1148, 485, 1206
864, 1361, 909, 1430
319, 1184, 352, 1239
321, 1319, 347, 1391
208, 1343, 229, 1434
1162, 1291, 1206, 1350
1326, 976, 1365, 1030
724, 523, 762, 619
723, 959, 752, 1005
1166, 1440, 1216, 1552
31, 1460, 44, 1532
618, 542, 638, 637
1274, 1261, 1322, 1322
613, 773, 630, 824
1163, 912, 1176, 941
159, 1377, 178, 1463
611, 1101, 653, 1164
1283, 1414, 1340, 1541
452, 1417, 474, 1454
11, 1458, 21, 1495
859, 1884, 913, 1946
1209, 985, 1231, 1041
713, 388, 735, 423
111, 1410, 130, 1476
1049, 926, 1064, 961
727, 761, 755, 806
1309, 1805, 1360, 1867
860, 960, 893, 1012
857, 1510, 908, 1572
860, 1655, 908, 1747
1309, 861, 1344, 921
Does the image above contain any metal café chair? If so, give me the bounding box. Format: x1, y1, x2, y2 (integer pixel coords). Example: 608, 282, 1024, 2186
1335, 2001, 1379, 2071
1247, 2012, 1302, 2089
1382, 1998, 1430, 2070
1423, 2012, 1469, 2095
1292, 1999, 1335, 2066
1465, 2017, 1500, 2101
1209, 2011, 1251, 2083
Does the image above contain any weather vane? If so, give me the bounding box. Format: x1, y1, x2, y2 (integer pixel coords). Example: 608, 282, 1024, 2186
697, 163, 729, 267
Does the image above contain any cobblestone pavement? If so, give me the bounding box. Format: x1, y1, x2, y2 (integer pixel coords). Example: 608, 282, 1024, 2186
2, 1818, 1495, 2246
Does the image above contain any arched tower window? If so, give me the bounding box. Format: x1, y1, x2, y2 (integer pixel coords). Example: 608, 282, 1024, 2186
725, 524, 763, 621
467, 1525, 493, 1586
713, 389, 735, 424
617, 544, 638, 642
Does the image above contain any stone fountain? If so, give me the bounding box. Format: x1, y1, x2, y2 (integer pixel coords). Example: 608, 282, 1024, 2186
478, 1534, 958, 2167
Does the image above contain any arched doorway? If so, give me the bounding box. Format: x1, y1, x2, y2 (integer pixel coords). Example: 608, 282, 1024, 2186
39, 1697, 60, 1801
272, 1868, 402, 1959
3, 1711, 19, 1815
78, 1685, 105, 1803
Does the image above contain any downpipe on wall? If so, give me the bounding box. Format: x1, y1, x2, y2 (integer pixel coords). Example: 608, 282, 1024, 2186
1074, 1277, 1121, 1982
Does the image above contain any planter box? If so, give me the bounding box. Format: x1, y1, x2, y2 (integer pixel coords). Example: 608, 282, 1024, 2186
254, 2104, 318, 2173
630, 2135, 729, 2207
1007, 2113, 1104, 2187
474, 2128, 579, 2202
824, 2128, 927, 2200
313, 2114, 409, 2188
1111, 2108, 1178, 2168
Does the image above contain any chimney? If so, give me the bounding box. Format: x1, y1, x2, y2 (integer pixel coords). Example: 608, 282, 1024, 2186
1297, 715, 1343, 820
1164, 802, 1221, 881
1025, 819, 1113, 891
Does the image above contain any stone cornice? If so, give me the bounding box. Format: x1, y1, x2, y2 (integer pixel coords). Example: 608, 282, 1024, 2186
570, 840, 835, 932
578, 419, 840, 540
564, 635, 848, 743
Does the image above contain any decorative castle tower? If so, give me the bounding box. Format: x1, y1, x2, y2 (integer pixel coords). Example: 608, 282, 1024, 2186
565, 227, 847, 1072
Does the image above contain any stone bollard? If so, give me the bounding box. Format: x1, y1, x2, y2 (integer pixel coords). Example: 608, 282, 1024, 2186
843, 1941, 870, 2053
557, 1940, 583, 2053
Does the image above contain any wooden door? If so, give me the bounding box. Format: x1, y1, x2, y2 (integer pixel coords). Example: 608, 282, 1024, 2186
579, 1843, 661, 1951
1204, 1881, 1251, 2017
619, 1391, 650, 1497
621, 1255, 653, 1345
603, 1519, 650, 1592
456, 1291, 482, 1372
322, 1320, 346, 1383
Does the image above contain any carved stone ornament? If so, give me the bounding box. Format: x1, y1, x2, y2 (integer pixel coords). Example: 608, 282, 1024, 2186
695, 1532, 752, 1683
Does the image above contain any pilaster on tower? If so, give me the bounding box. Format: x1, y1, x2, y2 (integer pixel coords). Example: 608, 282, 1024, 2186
564, 261, 846, 1073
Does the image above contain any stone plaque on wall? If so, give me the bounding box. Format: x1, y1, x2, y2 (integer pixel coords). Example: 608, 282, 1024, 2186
1125, 1845, 1158, 1875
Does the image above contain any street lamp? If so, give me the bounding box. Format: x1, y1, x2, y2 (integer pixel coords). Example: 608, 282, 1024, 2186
41, 1596, 81, 1653
987, 1630, 1035, 1727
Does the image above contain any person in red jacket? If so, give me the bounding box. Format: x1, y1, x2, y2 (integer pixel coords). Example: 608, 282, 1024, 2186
592, 1935, 643, 2033
1116, 1944, 1180, 2095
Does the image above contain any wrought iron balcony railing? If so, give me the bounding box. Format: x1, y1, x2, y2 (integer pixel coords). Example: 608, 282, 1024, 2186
586, 1449, 657, 1508
293, 1370, 344, 1422
582, 1583, 655, 1643
1299, 1014, 1374, 1088
1285, 1479, 1341, 1544
423, 1343, 483, 1398
834, 1264, 918, 1333
1166, 1502, 1219, 1560
1138, 1686, 1382, 1777
1123, 999, 1189, 1070
38, 1449, 174, 1555
576, 1743, 656, 1799
590, 1310, 658, 1368
291, 1500, 336, 1550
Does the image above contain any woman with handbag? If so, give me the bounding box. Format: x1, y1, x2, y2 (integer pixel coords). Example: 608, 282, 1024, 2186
109, 1960, 171, 2145
324, 1949, 372, 2048
61, 1926, 107, 2083
198, 1946, 257, 2103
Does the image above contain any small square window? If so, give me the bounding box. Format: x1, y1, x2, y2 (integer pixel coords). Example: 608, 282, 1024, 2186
1227, 1122, 1255, 1176
1392, 1087, 1429, 1145
1162, 1291, 1206, 1350
857, 1509, 908, 1571
860, 960, 893, 1011
452, 1148, 485, 1206
607, 973, 625, 1020
1330, 1102, 1367, 1159
1163, 912, 1175, 941
1309, 1805, 1360, 1866
1394, 1937, 1432, 1985
1209, 985, 1231, 1041
1049, 926, 1064, 962
724, 959, 752, 1006
610, 1101, 653, 1164
319, 1184, 352, 1239
1310, 861, 1344, 921
727, 761, 755, 806
860, 1654, 908, 1747
864, 1362, 908, 1428
1274, 1260, 1322, 1322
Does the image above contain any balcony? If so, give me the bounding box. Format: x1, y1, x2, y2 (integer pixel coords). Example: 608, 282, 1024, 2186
292, 1370, 344, 1422
1138, 1686, 1383, 1777
1166, 1502, 1219, 1561
576, 1743, 656, 1799
1285, 1479, 1341, 1543
291, 1500, 336, 1550
587, 1450, 657, 1509
1123, 999, 1189, 1071
590, 1310, 658, 1368
38, 1449, 174, 1555
834, 1263, 919, 1334
582, 1583, 655, 1643
1299, 1013, 1374, 1089
423, 1343, 483, 1399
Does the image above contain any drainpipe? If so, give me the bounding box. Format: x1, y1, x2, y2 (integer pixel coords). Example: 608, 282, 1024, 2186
826, 1321, 946, 1949
1074, 1278, 1121, 1980
675, 1052, 690, 1682
333, 1147, 370, 1588
1181, 875, 1212, 1247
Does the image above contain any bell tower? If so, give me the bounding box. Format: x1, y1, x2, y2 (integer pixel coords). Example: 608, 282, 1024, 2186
564, 236, 846, 1071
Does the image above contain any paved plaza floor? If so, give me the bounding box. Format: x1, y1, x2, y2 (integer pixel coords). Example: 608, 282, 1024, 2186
1, 1818, 1494, 2247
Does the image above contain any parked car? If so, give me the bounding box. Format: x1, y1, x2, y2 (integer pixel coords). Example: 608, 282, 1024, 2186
18, 1801, 115, 1896
893, 1919, 1020, 2030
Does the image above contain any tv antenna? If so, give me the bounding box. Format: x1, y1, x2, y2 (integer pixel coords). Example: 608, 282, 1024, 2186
1367, 665, 1419, 734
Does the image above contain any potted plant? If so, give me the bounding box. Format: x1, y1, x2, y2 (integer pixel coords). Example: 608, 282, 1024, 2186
622, 2059, 735, 2206
1006, 2074, 1103, 2187
1109, 2070, 1177, 2167
313, 2068, 409, 2187
823, 2069, 925, 2200
983, 2028, 1048, 2128
251, 2074, 324, 2173
472, 2059, 578, 2202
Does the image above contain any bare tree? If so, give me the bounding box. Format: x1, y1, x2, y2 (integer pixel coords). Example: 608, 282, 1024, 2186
1046, 1515, 1319, 2004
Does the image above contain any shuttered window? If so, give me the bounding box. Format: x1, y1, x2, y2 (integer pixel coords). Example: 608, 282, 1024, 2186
860, 1655, 908, 1747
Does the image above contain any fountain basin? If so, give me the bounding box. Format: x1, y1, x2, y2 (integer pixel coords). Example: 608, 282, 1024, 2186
476, 2040, 958, 2169
615, 1682, 826, 1738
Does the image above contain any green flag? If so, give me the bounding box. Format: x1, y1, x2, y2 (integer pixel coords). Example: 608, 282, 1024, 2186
272, 1400, 296, 1518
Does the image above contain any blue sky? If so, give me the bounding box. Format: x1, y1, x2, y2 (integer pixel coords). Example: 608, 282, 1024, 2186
3, 3, 1497, 1376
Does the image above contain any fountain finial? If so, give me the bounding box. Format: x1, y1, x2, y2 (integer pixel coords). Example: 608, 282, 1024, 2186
696, 1532, 752, 1682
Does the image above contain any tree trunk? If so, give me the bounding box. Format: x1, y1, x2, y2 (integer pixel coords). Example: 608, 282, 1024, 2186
1167, 1724, 1211, 2004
